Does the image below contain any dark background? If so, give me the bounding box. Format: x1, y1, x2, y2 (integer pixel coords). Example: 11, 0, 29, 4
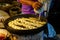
48, 0, 60, 34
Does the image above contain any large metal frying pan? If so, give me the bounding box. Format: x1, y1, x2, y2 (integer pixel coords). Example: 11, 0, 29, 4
4, 14, 47, 35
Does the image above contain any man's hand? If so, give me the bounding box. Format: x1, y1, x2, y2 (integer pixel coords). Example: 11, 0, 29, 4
32, 2, 43, 10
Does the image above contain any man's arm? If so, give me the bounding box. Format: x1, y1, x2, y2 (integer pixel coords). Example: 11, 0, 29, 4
20, 0, 35, 6
20, 0, 42, 10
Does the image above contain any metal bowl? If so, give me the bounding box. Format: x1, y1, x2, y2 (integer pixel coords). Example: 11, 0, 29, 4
4, 14, 47, 35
